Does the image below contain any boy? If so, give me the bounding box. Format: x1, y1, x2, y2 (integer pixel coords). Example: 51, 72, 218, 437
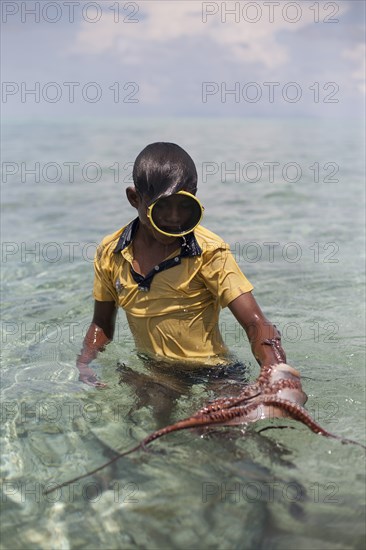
77, 142, 286, 388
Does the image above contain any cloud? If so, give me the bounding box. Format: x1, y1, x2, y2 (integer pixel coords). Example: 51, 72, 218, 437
343, 43, 366, 94
70, 2, 346, 69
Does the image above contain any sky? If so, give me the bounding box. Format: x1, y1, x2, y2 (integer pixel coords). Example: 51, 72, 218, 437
1, 0, 365, 118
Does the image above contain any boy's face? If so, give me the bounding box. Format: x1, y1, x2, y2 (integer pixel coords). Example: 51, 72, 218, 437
126, 186, 196, 244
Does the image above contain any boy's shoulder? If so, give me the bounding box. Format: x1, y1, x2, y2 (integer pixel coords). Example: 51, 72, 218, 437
95, 225, 128, 260
194, 225, 230, 254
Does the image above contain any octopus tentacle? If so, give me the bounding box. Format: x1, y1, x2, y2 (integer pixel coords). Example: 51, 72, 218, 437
43, 401, 260, 495
262, 336, 287, 363
44, 358, 365, 495
259, 397, 366, 449
195, 386, 261, 415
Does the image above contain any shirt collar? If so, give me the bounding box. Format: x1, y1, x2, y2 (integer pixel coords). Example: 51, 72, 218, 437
113, 218, 202, 257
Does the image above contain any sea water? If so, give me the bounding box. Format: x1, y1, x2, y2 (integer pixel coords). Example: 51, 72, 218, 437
1, 117, 365, 549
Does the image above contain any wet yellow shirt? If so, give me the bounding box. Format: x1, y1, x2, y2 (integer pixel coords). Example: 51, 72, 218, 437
93, 220, 253, 365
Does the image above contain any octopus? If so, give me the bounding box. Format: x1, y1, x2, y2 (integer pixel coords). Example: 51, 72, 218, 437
44, 339, 365, 495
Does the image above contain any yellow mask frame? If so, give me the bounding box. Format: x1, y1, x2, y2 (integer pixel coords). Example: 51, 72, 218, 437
146, 190, 204, 237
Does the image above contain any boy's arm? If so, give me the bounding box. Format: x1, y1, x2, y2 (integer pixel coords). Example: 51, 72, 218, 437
228, 292, 286, 367
77, 300, 117, 387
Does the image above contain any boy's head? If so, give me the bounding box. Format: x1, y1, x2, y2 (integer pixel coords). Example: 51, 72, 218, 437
132, 142, 198, 205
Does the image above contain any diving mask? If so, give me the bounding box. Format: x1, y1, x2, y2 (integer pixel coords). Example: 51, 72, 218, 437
146, 190, 204, 237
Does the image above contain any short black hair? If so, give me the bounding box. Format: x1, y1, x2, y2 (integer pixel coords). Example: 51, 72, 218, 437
132, 142, 197, 204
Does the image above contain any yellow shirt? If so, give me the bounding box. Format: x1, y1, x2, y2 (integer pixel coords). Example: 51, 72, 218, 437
93, 220, 253, 365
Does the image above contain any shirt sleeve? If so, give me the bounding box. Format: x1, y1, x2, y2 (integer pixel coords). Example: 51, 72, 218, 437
200, 245, 254, 308
93, 243, 118, 303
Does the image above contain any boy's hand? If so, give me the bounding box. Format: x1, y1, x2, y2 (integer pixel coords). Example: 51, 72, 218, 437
77, 363, 107, 388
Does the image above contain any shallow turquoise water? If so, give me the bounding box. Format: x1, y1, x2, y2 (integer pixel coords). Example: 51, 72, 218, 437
1, 117, 365, 549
